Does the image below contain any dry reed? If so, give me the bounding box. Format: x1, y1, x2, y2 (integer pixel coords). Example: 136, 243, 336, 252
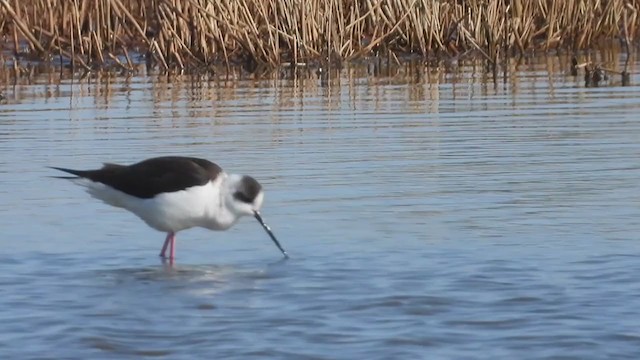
1, 0, 638, 72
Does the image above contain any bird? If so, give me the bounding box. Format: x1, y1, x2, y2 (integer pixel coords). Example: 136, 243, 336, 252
50, 156, 288, 261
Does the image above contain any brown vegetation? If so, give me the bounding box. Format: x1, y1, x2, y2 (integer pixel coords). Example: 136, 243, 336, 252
0, 0, 638, 73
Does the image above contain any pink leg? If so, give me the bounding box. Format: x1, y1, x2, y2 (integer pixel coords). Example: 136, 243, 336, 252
169, 234, 176, 260
159, 232, 175, 258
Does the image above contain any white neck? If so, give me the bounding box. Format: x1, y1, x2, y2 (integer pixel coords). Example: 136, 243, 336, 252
200, 174, 241, 230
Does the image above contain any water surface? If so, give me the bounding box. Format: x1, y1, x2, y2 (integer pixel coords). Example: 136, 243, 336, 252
2, 56, 640, 359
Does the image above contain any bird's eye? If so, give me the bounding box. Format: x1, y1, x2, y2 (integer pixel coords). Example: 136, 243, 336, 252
233, 191, 253, 204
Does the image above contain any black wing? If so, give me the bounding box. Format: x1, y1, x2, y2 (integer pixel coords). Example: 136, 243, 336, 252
51, 156, 223, 198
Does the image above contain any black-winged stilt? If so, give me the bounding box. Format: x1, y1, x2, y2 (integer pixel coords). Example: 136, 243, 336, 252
50, 156, 288, 261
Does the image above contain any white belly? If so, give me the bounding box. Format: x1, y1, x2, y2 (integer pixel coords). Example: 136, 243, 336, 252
76, 177, 234, 233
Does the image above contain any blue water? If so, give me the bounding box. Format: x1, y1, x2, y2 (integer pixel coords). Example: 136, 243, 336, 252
2, 58, 640, 359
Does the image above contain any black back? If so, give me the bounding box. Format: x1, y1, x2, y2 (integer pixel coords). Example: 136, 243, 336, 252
52, 156, 223, 199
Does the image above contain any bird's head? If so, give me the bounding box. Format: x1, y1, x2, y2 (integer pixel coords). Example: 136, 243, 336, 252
225, 174, 264, 217
224, 174, 288, 258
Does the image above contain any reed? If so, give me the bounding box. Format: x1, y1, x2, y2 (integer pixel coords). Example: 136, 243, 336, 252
1, 0, 638, 72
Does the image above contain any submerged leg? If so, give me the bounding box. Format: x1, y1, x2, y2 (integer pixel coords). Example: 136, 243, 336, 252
159, 232, 175, 258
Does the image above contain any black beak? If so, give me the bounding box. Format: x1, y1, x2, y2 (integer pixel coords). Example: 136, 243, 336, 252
254, 211, 289, 258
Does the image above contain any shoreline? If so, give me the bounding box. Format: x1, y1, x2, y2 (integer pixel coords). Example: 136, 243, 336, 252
0, 47, 634, 92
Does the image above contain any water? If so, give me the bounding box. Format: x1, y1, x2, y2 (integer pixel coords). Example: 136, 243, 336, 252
2, 56, 640, 359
